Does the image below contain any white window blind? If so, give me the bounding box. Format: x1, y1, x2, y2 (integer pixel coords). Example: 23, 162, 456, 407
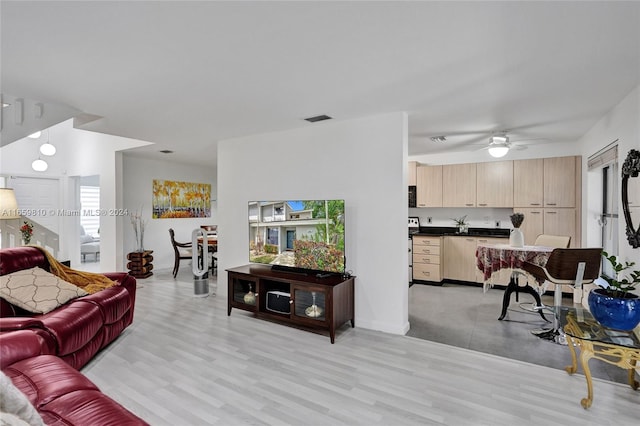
80, 186, 100, 237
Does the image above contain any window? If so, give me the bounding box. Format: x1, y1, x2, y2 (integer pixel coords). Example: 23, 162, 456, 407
80, 186, 100, 237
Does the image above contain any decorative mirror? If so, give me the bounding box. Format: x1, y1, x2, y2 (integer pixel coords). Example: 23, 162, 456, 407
621, 149, 640, 248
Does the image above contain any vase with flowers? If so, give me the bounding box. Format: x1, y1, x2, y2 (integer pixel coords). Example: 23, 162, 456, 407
20, 221, 34, 245
509, 213, 525, 247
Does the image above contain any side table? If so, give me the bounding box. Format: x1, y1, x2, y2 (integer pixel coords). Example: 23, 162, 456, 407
127, 250, 154, 278
560, 306, 640, 408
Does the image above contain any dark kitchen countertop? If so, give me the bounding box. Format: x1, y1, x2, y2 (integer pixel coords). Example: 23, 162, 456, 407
412, 226, 510, 238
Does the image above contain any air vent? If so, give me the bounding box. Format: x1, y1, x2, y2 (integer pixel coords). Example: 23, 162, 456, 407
159, 150, 174, 154
304, 114, 332, 123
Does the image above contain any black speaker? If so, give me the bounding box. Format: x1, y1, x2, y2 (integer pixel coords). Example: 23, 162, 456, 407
266, 291, 291, 314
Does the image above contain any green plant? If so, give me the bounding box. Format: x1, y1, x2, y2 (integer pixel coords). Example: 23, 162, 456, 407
451, 215, 468, 226
599, 251, 640, 298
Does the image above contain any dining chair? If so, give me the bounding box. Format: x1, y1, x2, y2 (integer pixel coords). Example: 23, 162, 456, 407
522, 248, 602, 343
169, 228, 193, 278
531, 234, 571, 295
534, 234, 571, 249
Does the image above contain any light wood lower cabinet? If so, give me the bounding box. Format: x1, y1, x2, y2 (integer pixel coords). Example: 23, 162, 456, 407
443, 236, 511, 285
443, 236, 477, 282
412, 236, 442, 283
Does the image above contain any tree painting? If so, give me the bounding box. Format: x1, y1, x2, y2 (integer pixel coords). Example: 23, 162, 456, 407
152, 179, 211, 218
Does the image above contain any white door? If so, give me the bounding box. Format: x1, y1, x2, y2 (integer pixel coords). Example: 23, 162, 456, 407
10, 177, 60, 233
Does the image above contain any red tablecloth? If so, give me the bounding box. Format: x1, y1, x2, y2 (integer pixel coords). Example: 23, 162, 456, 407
476, 244, 554, 282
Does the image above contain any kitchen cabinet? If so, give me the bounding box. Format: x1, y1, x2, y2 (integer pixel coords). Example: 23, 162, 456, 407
416, 165, 443, 207
476, 160, 513, 207
514, 207, 576, 248
514, 159, 544, 207
544, 156, 576, 207
474, 237, 510, 285
443, 236, 477, 282
408, 161, 418, 186
443, 163, 476, 207
443, 236, 511, 284
412, 236, 442, 283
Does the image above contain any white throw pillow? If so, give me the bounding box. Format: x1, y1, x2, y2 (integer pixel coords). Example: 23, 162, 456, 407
0, 267, 88, 314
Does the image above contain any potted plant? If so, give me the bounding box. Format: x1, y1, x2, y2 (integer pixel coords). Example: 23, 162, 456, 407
588, 250, 640, 331
451, 215, 468, 234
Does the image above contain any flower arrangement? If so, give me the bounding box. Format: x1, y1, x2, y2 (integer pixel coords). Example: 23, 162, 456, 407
20, 221, 34, 244
510, 213, 525, 228
130, 208, 147, 252
598, 251, 640, 298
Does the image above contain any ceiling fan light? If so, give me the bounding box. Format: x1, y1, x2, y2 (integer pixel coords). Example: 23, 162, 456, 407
490, 135, 508, 144
39, 143, 56, 156
488, 144, 509, 158
31, 158, 48, 172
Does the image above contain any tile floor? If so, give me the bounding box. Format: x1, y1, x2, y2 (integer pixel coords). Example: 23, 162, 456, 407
407, 281, 630, 384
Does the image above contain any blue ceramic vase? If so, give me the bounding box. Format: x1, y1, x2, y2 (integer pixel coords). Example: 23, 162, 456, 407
588, 288, 640, 331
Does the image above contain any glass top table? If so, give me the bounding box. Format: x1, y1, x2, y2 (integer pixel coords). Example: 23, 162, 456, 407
558, 306, 640, 409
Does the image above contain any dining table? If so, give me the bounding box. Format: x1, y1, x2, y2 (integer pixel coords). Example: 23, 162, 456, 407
476, 243, 554, 321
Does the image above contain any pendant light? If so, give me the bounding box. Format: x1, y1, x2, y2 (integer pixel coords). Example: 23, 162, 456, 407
31, 158, 48, 172
39, 130, 56, 156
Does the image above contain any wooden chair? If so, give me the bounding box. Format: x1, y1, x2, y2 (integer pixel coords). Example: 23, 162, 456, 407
169, 228, 192, 278
534, 234, 571, 249
522, 248, 602, 342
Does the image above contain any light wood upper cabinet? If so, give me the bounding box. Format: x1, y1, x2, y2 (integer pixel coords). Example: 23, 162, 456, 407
544, 156, 576, 207
416, 165, 443, 207
443, 163, 476, 207
476, 160, 513, 207
514, 159, 543, 207
408, 161, 417, 186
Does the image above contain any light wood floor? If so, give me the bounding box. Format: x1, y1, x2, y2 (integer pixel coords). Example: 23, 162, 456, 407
83, 269, 639, 425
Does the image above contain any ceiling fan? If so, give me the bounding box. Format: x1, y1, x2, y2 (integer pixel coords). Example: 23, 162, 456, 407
421, 128, 551, 157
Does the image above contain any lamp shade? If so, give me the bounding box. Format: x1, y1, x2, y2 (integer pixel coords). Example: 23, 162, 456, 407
0, 188, 20, 219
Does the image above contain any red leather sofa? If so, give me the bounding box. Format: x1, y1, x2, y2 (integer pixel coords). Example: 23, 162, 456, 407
0, 247, 147, 424
1, 329, 148, 425
0, 247, 137, 370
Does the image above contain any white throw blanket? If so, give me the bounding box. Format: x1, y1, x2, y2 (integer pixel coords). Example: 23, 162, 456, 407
0, 372, 43, 426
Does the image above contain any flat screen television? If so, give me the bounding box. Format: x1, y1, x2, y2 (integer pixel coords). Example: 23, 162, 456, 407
248, 199, 345, 275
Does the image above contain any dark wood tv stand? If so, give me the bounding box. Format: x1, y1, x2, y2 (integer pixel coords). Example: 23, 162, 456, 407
227, 264, 355, 343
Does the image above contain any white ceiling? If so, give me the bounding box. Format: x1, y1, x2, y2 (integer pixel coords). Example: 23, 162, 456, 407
2, 1, 639, 167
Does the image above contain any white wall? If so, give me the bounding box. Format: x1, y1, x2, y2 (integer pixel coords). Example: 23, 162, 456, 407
0, 119, 151, 270
578, 84, 640, 265
218, 112, 409, 335
122, 155, 217, 273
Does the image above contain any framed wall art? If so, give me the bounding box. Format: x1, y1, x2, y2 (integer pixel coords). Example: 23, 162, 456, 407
152, 179, 211, 218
